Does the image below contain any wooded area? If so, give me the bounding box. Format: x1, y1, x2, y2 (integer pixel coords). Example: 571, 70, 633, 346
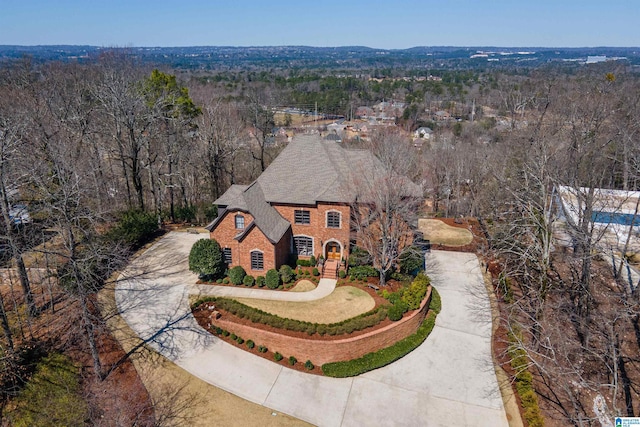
0, 49, 639, 425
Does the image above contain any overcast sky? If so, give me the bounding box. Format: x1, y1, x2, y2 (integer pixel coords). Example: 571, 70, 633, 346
1, 0, 638, 48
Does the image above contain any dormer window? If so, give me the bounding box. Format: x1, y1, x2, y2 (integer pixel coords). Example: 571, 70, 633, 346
235, 214, 245, 229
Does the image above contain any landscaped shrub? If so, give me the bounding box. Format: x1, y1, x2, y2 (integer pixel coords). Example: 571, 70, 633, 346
279, 265, 294, 283
305, 360, 314, 370
230, 333, 237, 340
246, 340, 255, 349
401, 273, 430, 310
338, 270, 346, 279
348, 265, 378, 281
296, 259, 311, 267
175, 204, 197, 222
348, 246, 371, 267
388, 301, 409, 321
188, 238, 226, 281
222, 278, 229, 284
322, 311, 437, 378
312, 267, 319, 276
215, 327, 223, 335
243, 275, 255, 287
256, 276, 265, 287
274, 352, 283, 361
223, 330, 230, 337
108, 209, 158, 248
258, 345, 267, 353
309, 255, 316, 266
236, 337, 244, 345
265, 269, 280, 289
288, 356, 297, 366
229, 266, 246, 285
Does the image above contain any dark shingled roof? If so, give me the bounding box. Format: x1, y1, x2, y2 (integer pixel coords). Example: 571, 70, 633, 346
208, 134, 421, 237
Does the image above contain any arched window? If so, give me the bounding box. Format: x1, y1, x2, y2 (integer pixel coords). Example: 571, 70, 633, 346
234, 214, 245, 229
293, 236, 313, 256
250, 250, 264, 270
326, 211, 341, 228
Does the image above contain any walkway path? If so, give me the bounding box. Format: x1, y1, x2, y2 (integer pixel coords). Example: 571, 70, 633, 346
115, 232, 508, 427
188, 277, 336, 301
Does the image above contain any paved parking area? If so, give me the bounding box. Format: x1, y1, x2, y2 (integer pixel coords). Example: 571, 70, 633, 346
116, 232, 508, 427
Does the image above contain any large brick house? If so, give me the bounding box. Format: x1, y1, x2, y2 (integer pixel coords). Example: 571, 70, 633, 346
206, 134, 417, 274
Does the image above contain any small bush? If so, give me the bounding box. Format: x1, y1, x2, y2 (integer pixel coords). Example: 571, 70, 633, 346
215, 327, 223, 335
288, 356, 297, 366
246, 340, 255, 349
223, 330, 230, 337
338, 270, 346, 279
309, 255, 316, 266
243, 275, 255, 287
279, 265, 294, 283
236, 337, 244, 345
305, 360, 314, 370
108, 209, 158, 248
216, 278, 222, 284
401, 273, 430, 310
258, 345, 268, 353
229, 266, 246, 285
399, 246, 424, 275
256, 276, 265, 287
348, 265, 378, 281
296, 259, 311, 267
388, 304, 405, 322
230, 333, 237, 340
266, 269, 281, 289
274, 352, 283, 361
312, 267, 319, 276
222, 278, 229, 284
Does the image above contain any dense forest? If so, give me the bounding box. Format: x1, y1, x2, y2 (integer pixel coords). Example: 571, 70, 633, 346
0, 49, 639, 425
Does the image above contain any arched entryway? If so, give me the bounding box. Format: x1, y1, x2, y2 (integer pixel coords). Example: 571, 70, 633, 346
324, 240, 342, 261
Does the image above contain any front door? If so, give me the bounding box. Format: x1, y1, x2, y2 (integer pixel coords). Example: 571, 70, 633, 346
326, 242, 341, 260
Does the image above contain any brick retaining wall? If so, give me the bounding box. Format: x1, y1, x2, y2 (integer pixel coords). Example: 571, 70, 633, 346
212, 287, 432, 366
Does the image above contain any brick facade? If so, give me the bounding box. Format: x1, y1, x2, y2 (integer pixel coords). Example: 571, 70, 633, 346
273, 203, 351, 261
212, 288, 432, 365
211, 203, 353, 273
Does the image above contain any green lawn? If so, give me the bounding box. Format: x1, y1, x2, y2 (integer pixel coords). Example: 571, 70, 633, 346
234, 286, 375, 323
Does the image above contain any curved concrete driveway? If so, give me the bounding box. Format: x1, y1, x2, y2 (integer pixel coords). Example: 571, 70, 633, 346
116, 232, 508, 427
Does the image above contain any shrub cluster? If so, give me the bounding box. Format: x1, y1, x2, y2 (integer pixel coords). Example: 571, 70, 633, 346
322, 311, 437, 377
108, 209, 158, 248
188, 238, 226, 281
388, 300, 408, 321
193, 297, 388, 335
296, 259, 312, 267
401, 273, 430, 310
348, 265, 378, 281
508, 330, 544, 427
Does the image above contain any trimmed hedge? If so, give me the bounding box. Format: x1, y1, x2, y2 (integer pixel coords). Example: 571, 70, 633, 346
402, 273, 430, 310
192, 297, 389, 336
508, 329, 544, 427
243, 275, 255, 287
322, 310, 437, 377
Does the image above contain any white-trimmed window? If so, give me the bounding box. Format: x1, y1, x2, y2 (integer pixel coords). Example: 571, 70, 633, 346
294, 209, 310, 225
250, 250, 264, 270
326, 211, 341, 228
293, 236, 313, 256
234, 214, 245, 229
223, 248, 232, 264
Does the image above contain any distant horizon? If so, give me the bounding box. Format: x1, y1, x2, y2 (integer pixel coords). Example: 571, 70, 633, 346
2, 44, 639, 50
1, 1, 638, 49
